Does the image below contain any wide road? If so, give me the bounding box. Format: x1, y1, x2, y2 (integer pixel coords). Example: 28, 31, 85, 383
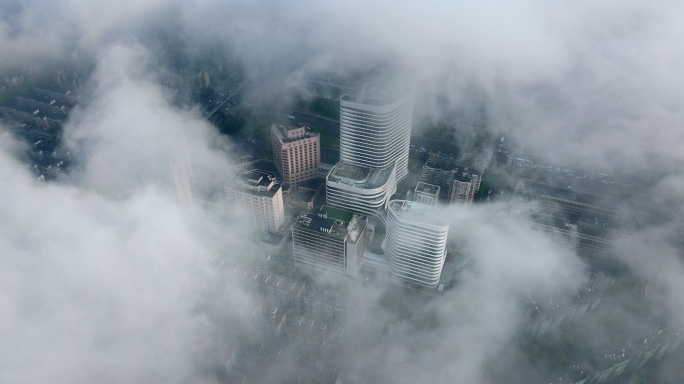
204, 83, 244, 120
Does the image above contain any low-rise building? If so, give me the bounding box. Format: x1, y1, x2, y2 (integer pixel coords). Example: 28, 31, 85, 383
227, 169, 285, 232
421, 151, 483, 204
289, 185, 321, 211
414, 182, 440, 206
292, 208, 368, 276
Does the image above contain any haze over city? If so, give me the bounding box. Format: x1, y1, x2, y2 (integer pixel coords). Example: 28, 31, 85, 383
1, 1, 683, 383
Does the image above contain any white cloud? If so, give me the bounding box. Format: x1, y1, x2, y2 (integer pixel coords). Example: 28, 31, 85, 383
2, 1, 684, 382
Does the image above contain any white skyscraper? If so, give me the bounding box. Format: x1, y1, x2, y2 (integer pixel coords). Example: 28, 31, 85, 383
339, 84, 413, 182
385, 200, 449, 288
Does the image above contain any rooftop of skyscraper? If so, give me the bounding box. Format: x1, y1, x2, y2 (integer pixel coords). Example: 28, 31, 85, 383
327, 161, 395, 189
340, 82, 408, 106
388, 200, 449, 227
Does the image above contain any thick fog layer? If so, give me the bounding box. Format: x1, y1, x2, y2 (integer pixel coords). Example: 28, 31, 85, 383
1, 1, 683, 383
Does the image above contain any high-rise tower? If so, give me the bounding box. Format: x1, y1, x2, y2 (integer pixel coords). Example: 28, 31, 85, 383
339, 84, 413, 182
385, 200, 449, 288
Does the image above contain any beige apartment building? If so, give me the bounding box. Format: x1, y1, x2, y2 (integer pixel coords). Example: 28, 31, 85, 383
271, 123, 320, 186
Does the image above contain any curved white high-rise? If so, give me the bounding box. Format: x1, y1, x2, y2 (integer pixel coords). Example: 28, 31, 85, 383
385, 200, 448, 288
326, 161, 396, 221
339, 84, 413, 182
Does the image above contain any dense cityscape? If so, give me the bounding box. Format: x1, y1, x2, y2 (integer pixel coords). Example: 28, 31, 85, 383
1, 2, 683, 384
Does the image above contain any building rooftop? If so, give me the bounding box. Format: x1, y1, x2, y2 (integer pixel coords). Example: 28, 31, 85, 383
295, 208, 366, 242
327, 161, 395, 190
272, 123, 318, 143
340, 83, 409, 107
294, 211, 349, 239
315, 205, 354, 222
231, 169, 281, 197
234, 266, 306, 299
453, 170, 477, 183
424, 160, 456, 172
415, 182, 440, 195
388, 200, 449, 227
